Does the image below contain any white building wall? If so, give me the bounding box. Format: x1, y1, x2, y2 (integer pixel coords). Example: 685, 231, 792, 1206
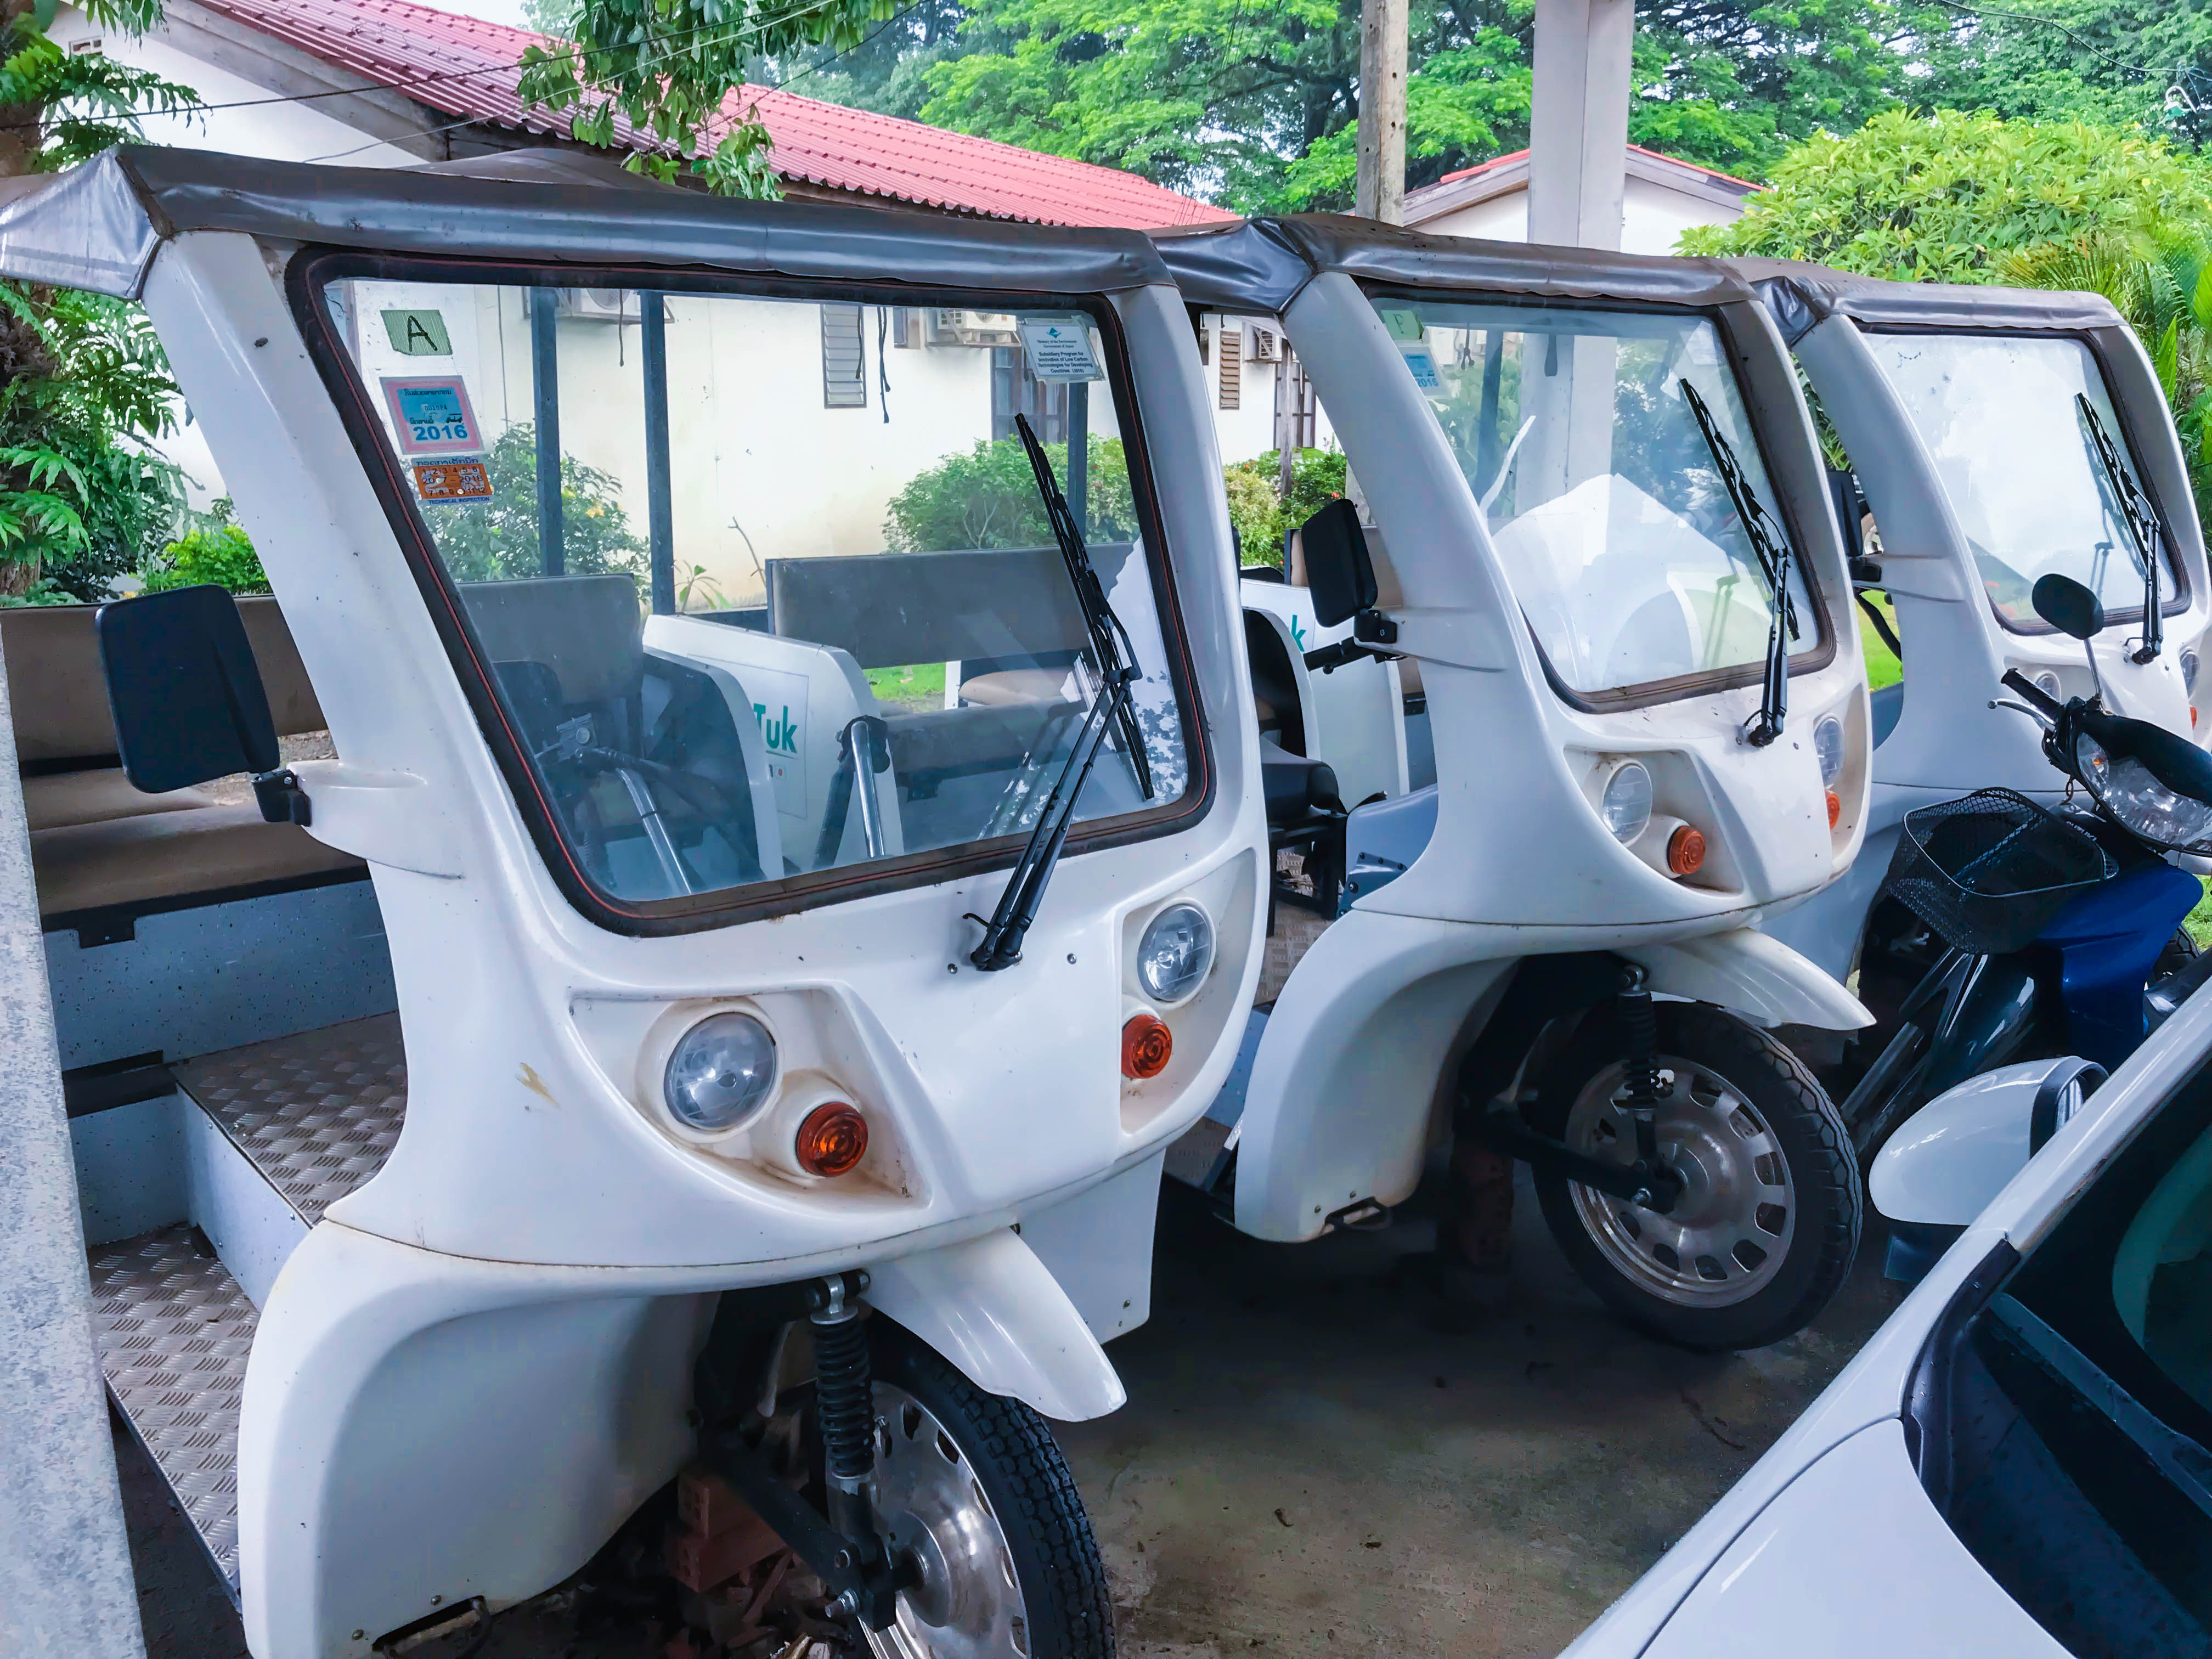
1412, 174, 1740, 255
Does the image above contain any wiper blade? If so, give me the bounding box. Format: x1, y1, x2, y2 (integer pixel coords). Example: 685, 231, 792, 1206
2077, 392, 2164, 663
966, 413, 1155, 972
1685, 380, 1798, 747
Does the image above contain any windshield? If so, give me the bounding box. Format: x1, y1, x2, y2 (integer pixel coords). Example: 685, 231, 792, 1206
317, 275, 1192, 917
1369, 296, 1815, 697
1864, 332, 2180, 631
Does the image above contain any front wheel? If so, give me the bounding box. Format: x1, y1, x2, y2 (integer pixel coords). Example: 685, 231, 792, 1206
1526, 1002, 1860, 1352
859, 1322, 1114, 1659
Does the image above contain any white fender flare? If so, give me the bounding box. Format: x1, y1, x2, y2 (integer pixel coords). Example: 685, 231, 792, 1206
1620, 927, 1872, 1032
864, 1228, 1125, 1422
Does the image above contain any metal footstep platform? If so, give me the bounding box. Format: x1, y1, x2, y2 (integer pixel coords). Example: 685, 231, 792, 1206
89, 1013, 409, 1601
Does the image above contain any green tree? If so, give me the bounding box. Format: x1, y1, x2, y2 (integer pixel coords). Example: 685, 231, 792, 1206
883, 436, 1137, 551
519, 0, 905, 195
1680, 109, 2212, 280
1222, 448, 1346, 565
427, 424, 646, 583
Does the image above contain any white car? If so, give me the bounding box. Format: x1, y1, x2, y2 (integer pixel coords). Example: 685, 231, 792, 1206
1562, 987, 2212, 1658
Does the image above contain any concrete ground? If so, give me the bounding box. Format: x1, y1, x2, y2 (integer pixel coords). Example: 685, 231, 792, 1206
122, 1172, 1904, 1659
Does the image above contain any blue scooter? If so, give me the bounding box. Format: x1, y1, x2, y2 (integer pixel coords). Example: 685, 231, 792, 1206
1836, 573, 2212, 1161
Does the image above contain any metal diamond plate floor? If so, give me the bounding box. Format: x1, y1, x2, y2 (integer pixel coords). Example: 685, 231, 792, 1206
90, 1226, 255, 1598
174, 1013, 407, 1226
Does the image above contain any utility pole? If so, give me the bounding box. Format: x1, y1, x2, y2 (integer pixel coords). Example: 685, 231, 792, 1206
1355, 0, 1408, 225
1527, 0, 1633, 249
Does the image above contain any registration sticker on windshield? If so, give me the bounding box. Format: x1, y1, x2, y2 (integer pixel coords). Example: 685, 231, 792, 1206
412, 458, 492, 502
1400, 346, 1443, 391
1019, 315, 1103, 382
382, 375, 483, 456
1379, 308, 1425, 343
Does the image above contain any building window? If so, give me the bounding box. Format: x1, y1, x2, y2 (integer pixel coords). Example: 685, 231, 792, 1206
1218, 326, 1241, 410
991, 346, 1067, 443
821, 303, 866, 408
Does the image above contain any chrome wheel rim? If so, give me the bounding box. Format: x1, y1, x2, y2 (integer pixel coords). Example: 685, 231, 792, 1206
1563, 1055, 1794, 1308
862, 1383, 1030, 1659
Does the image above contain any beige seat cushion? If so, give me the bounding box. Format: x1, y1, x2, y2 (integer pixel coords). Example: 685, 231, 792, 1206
959, 668, 1073, 708
33, 806, 363, 919
22, 768, 216, 834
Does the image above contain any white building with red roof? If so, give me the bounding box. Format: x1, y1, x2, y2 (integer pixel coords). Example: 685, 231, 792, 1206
1403, 144, 1758, 257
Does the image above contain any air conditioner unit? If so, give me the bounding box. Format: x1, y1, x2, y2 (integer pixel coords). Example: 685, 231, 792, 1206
925, 308, 1022, 347
1250, 328, 1280, 362
557, 287, 642, 324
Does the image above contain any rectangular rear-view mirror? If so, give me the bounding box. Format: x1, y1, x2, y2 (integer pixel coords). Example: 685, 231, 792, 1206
1300, 498, 1377, 628
97, 584, 281, 793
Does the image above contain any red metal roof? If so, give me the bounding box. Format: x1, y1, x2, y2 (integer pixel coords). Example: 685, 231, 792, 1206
190, 0, 1229, 228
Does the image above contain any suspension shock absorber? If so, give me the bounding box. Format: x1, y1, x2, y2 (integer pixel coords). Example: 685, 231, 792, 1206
1616, 964, 1677, 1211
810, 1276, 878, 1561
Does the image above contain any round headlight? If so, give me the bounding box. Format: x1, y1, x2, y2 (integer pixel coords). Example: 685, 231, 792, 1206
1600, 761, 1652, 845
1137, 902, 1214, 1004
2185, 648, 2202, 695
664, 1012, 777, 1133
1813, 714, 1845, 787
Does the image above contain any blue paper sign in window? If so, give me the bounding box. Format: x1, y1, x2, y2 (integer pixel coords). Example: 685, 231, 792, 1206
381, 375, 483, 457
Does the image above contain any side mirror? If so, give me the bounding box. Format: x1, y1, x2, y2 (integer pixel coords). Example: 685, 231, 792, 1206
1869, 1056, 2105, 1229
2032, 573, 2104, 641
1299, 499, 1378, 629
97, 584, 282, 794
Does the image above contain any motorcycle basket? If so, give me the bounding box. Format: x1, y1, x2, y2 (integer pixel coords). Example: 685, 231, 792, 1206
1883, 788, 2116, 956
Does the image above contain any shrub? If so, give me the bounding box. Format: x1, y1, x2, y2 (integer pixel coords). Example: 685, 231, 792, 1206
142, 499, 268, 594
1221, 448, 1348, 568
884, 436, 1136, 552
428, 424, 645, 583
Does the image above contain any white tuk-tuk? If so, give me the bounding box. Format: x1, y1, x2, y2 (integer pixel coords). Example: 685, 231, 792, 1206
5, 146, 1264, 1657
1154, 218, 1875, 1351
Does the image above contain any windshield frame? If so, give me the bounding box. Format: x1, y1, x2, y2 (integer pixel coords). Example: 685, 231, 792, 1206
1858, 321, 2193, 640
1361, 284, 1836, 713
289, 247, 1214, 936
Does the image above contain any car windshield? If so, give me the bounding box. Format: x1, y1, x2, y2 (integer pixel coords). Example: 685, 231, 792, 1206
1864, 332, 2179, 631
318, 277, 1192, 915
1369, 296, 1815, 697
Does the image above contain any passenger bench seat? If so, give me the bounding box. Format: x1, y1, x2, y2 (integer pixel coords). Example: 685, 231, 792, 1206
4, 598, 363, 925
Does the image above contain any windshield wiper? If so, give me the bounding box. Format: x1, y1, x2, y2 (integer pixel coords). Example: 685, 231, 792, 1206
2078, 392, 2164, 663
1684, 380, 1798, 747
966, 413, 1155, 972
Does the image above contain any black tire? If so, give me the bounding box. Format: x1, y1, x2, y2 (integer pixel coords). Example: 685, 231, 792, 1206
867, 1320, 1115, 1658
1526, 1002, 1861, 1352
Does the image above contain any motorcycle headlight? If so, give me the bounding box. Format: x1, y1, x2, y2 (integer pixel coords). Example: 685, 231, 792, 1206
1137, 902, 1214, 1004
664, 1012, 777, 1133
2078, 737, 2212, 850
1813, 714, 1845, 787
1600, 761, 1653, 845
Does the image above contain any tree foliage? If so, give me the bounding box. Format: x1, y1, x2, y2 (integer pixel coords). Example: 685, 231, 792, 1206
520, 0, 905, 195
1222, 448, 1346, 565
427, 424, 645, 583
883, 436, 1136, 551
142, 498, 268, 595
1679, 109, 2212, 280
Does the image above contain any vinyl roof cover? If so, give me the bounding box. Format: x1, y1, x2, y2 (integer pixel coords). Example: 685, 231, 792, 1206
1718, 257, 2125, 344
1152, 214, 1754, 314
0, 145, 1175, 301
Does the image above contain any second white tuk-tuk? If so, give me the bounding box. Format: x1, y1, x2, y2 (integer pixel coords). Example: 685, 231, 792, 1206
7, 146, 1265, 1656
1155, 218, 1875, 1350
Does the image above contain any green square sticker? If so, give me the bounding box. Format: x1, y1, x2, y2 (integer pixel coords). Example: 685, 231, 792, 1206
382, 309, 452, 356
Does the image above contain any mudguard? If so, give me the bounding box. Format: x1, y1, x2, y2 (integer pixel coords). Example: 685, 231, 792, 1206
864, 1228, 1125, 1422
1621, 927, 1872, 1031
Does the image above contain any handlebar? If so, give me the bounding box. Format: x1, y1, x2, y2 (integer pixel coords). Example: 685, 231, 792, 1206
2001, 669, 2066, 720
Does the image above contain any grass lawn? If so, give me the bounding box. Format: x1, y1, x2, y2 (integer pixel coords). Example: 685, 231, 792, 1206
1858, 590, 1901, 691
866, 661, 947, 711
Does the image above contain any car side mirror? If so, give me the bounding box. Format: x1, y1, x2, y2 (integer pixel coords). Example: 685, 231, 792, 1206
1870, 1056, 2105, 1230
2032, 573, 2104, 641
1300, 499, 1378, 629
97, 585, 304, 822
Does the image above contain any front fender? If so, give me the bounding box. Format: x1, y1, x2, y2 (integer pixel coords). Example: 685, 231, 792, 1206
1622, 927, 1871, 1031
864, 1228, 1124, 1422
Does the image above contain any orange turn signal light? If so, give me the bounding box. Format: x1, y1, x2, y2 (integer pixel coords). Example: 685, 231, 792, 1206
1666, 824, 1706, 877
1825, 788, 1842, 829
794, 1102, 868, 1177
1121, 1012, 1173, 1080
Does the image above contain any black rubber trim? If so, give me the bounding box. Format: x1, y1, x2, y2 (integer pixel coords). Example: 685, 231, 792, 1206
1903, 1237, 2020, 1516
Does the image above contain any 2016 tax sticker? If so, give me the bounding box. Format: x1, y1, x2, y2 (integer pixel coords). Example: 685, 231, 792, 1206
1399, 346, 1443, 391
381, 375, 482, 456
411, 459, 493, 502
1018, 314, 1102, 383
